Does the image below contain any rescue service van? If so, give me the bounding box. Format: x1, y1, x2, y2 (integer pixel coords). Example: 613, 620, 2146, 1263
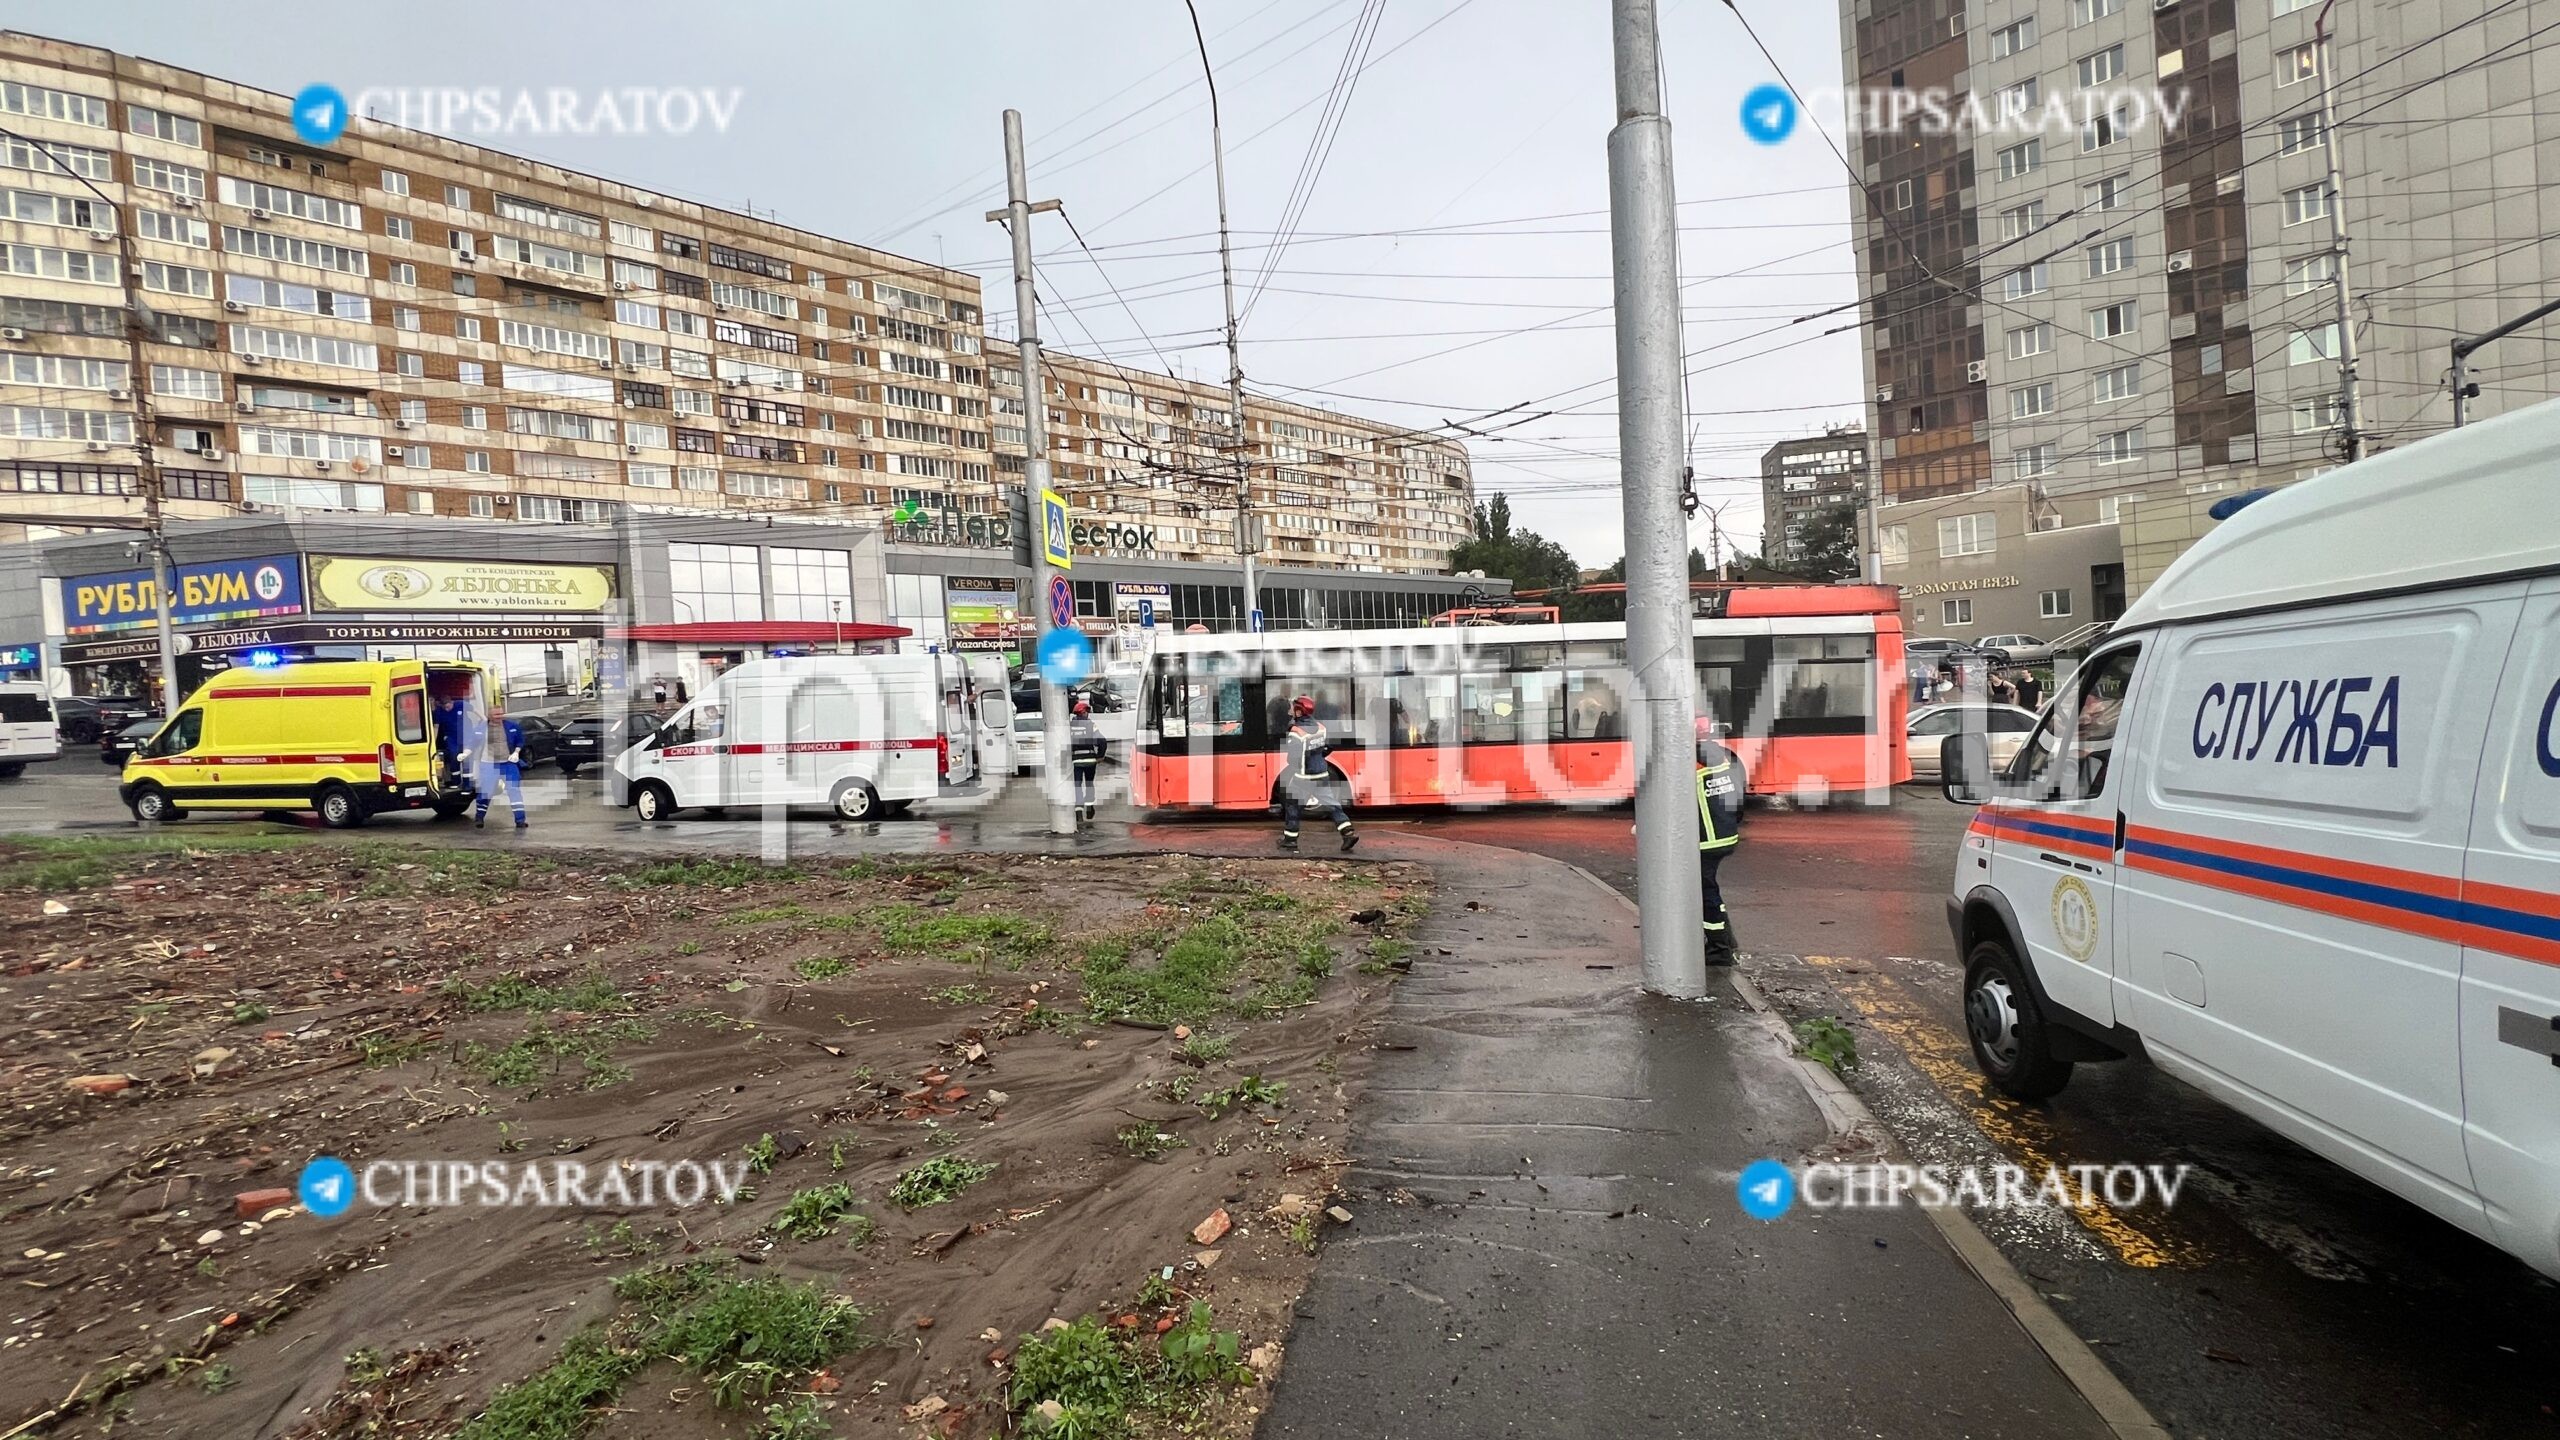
1938, 399, 2560, 1279
613, 654, 1007, 823
121, 660, 491, 827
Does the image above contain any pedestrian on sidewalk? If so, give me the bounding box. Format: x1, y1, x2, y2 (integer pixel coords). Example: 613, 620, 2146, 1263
1695, 718, 1748, 965
1279, 694, 1356, 853
473, 712, 529, 830
1068, 695, 1107, 824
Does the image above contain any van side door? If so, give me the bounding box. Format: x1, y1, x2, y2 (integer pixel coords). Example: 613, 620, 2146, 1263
1979, 645, 2143, 1032
2458, 576, 2560, 1275
2117, 589, 2520, 1218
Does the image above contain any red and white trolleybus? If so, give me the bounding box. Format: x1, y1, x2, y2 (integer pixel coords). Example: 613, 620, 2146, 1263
1130, 584, 1909, 811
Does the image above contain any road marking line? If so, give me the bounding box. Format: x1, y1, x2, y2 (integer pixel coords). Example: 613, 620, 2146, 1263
1801, 952, 2206, 1271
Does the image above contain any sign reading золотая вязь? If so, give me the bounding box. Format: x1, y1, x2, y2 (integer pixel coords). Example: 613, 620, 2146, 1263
305, 557, 618, 614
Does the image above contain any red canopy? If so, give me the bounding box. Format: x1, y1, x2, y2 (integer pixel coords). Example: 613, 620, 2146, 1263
622, 621, 911, 644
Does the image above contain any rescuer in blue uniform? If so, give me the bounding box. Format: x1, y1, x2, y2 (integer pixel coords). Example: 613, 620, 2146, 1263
1279, 694, 1356, 852
1696, 722, 1747, 965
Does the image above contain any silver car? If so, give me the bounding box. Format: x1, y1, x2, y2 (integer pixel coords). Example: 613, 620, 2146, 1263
1975, 633, 2058, 665
1906, 702, 2040, 780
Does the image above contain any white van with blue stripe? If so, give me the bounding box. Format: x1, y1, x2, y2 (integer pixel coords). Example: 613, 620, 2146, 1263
1938, 400, 2560, 1279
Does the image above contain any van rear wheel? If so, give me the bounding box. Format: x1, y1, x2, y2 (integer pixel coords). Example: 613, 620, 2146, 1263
831, 780, 880, 822
129, 784, 179, 824
1963, 938, 2074, 1101
316, 783, 369, 830
632, 781, 676, 823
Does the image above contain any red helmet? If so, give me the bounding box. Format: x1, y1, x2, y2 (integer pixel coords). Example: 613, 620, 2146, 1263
1291, 695, 1317, 717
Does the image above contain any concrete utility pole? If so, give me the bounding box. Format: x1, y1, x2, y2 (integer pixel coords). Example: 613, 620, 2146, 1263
1186, 0, 1259, 628
990, 109, 1075, 836
1, 123, 180, 707
1607, 0, 1706, 998
2314, 0, 2363, 462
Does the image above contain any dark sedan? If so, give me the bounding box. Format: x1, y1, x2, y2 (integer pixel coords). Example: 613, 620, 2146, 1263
99, 715, 164, 766
551, 712, 660, 776
57, 695, 151, 745
509, 713, 565, 769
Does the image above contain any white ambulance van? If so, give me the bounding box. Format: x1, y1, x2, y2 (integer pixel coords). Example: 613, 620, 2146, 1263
1939, 400, 2560, 1279
613, 654, 1006, 822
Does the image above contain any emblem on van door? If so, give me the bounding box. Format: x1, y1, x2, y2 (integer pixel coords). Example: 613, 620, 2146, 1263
2052, 875, 2101, 963
355, 565, 435, 603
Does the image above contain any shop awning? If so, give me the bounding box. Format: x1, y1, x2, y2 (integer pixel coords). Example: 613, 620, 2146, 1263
623, 621, 911, 645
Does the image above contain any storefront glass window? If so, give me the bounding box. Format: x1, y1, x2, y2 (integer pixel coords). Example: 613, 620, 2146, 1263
769, 546, 853, 622
669, 542, 763, 623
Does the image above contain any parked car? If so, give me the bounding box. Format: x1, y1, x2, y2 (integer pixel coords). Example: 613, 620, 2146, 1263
99, 715, 165, 766
1975, 633, 2060, 666
507, 713, 565, 769
1012, 707, 1046, 774
1904, 702, 2038, 780
1905, 636, 1996, 663
55, 694, 150, 745
0, 681, 60, 778
552, 712, 659, 777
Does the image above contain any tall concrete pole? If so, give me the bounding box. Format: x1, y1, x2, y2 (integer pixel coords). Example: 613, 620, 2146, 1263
1608, 0, 1706, 997
1186, 0, 1260, 627
2315, 0, 2363, 461
994, 109, 1076, 836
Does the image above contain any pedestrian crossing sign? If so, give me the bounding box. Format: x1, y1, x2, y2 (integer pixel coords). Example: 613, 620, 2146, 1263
1040, 488, 1073, 571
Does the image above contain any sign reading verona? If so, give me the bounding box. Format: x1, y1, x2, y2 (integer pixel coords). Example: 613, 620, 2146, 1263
306, 556, 619, 614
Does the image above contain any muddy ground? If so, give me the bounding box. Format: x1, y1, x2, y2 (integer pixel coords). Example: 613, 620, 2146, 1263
0, 835, 1429, 1438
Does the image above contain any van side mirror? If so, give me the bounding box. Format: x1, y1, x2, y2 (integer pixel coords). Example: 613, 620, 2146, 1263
1940, 732, 1990, 806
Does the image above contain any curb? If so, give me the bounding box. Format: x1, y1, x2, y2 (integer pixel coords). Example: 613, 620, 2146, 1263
1564, 864, 2171, 1440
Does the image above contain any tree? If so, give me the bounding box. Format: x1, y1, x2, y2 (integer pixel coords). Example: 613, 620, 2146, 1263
1448, 493, 1581, 599
1791, 501, 1865, 582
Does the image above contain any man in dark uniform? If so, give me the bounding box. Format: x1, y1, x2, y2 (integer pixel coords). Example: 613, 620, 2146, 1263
1279, 694, 1356, 852
1067, 696, 1107, 825
1695, 721, 1747, 965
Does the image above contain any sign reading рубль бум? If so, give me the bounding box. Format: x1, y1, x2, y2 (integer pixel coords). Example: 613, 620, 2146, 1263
60, 555, 304, 636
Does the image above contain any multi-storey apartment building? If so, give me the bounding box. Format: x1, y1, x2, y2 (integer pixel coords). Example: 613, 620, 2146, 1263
1759, 426, 1869, 567
0, 33, 1470, 581
1841, 0, 2560, 607
975, 341, 1473, 576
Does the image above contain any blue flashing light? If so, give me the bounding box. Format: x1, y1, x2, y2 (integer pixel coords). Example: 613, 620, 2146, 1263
243, 648, 288, 668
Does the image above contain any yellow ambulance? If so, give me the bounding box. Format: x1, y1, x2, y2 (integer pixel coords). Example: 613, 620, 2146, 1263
120, 659, 493, 827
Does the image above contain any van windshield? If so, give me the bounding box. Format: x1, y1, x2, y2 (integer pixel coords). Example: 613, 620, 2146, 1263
2006, 649, 2139, 799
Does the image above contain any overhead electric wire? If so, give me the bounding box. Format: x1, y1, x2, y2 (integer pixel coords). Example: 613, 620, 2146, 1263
1240, 0, 1387, 323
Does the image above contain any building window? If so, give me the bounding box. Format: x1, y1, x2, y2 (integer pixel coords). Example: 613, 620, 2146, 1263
669, 542, 764, 623
2083, 174, 2131, 211
1890, 178, 1914, 211
2089, 301, 2137, 339
2040, 588, 2073, 619
1997, 78, 2041, 120
2007, 322, 2053, 359
390, 261, 418, 287
2285, 253, 2337, 294
1990, 17, 2036, 57
1997, 139, 2041, 180
2277, 41, 2320, 87
1943, 597, 1975, 627
2010, 382, 2055, 419
2081, 103, 2132, 152
444, 183, 471, 209
407, 489, 435, 514
456, 316, 482, 342
2003, 261, 2050, 299
2097, 496, 2123, 524
399, 399, 427, 424
394, 306, 421, 332
2292, 393, 2344, 431
2199, 343, 2224, 375
1938, 512, 1995, 557
2071, 0, 2122, 22
1879, 523, 1909, 567
2091, 362, 2140, 402
380, 169, 409, 196
2094, 427, 2143, 464
461, 406, 487, 429
401, 445, 429, 469
2086, 238, 2134, 277
465, 450, 491, 473
397, 352, 424, 378
2289, 322, 2339, 366
384, 215, 413, 241
2077, 44, 2125, 87
2283, 183, 2330, 225
770, 547, 855, 622
458, 361, 484, 385
1998, 200, 2044, 241
2278, 112, 2326, 155
2012, 443, 2058, 479
127, 104, 201, 145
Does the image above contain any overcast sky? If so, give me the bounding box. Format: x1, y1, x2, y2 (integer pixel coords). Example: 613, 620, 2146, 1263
5, 0, 1867, 567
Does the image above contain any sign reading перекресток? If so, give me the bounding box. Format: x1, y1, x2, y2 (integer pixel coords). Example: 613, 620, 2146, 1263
60, 555, 304, 636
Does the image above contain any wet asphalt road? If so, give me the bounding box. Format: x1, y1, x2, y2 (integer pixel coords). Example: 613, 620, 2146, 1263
11, 758, 2560, 1433
1406, 797, 2560, 1440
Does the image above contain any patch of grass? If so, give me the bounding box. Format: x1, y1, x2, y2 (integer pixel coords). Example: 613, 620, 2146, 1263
723, 902, 812, 926
1008, 1300, 1251, 1435
1115, 1124, 1188, 1161
878, 905, 1053, 969
887, 1156, 995, 1210
344, 1348, 388, 1386
1197, 1075, 1285, 1120
195, 1362, 236, 1394
0, 833, 306, 891
928, 983, 995, 1006
446, 971, 629, 1016
1288, 1215, 1317, 1254
231, 1000, 270, 1025
583, 1219, 658, 1260
758, 1397, 830, 1440
1357, 937, 1412, 975
675, 940, 705, 957
771, 1183, 863, 1241
1009, 1316, 1138, 1421
1157, 1300, 1249, 1386
1794, 1016, 1860, 1076
359, 1034, 432, 1068
1176, 1033, 1232, 1066
792, 955, 852, 981
743, 1133, 781, 1175
617, 857, 804, 889
658, 1275, 867, 1407
455, 1327, 640, 1440
464, 1018, 655, 1092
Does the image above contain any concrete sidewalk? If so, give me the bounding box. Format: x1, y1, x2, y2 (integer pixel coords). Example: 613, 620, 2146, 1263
1260, 841, 2118, 1439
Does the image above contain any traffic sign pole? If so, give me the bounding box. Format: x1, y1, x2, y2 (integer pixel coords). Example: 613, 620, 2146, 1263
993, 109, 1076, 835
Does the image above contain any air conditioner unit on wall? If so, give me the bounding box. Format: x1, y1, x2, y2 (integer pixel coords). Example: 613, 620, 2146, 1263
1966, 360, 1987, 382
